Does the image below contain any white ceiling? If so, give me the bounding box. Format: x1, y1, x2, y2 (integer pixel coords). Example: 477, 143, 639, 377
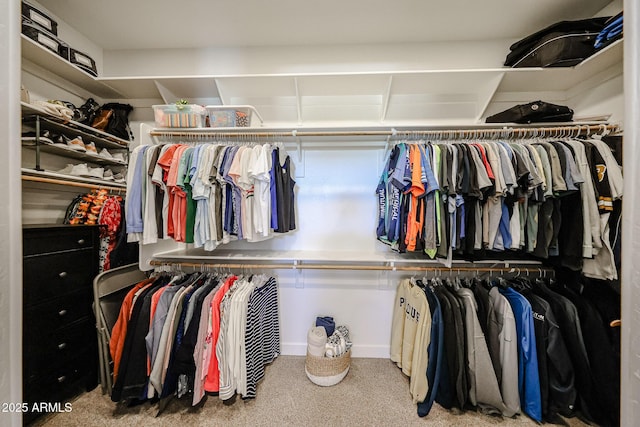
38, 0, 612, 50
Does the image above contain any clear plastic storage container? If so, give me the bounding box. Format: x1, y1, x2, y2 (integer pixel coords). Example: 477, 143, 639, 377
153, 104, 207, 128
205, 105, 262, 128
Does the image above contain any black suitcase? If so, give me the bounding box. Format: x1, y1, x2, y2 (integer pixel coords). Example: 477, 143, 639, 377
21, 1, 58, 35
505, 17, 610, 68
22, 19, 68, 60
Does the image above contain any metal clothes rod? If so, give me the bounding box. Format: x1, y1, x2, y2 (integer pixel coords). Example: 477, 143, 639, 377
149, 123, 620, 139
21, 175, 127, 193
149, 259, 553, 274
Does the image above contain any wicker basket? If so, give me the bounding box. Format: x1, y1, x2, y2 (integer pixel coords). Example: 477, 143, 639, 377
305, 350, 351, 386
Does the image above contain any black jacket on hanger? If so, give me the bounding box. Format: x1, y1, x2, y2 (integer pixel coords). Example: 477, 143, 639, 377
520, 287, 577, 422
532, 280, 597, 424
438, 282, 469, 410
552, 283, 619, 427
432, 284, 456, 410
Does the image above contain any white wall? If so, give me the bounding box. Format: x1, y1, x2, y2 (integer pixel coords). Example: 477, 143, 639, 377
103, 40, 514, 77
0, 0, 23, 426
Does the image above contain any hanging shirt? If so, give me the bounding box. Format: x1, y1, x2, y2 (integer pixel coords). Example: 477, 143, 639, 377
249, 144, 273, 239
499, 286, 542, 422
126, 145, 149, 238
456, 286, 506, 415
417, 284, 443, 417
488, 286, 520, 417
204, 275, 238, 392
405, 145, 425, 252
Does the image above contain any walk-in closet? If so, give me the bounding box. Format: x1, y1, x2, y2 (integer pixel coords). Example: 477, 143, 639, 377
1, 0, 637, 426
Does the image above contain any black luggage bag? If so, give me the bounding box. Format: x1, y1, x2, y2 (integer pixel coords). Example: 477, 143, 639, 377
505, 17, 610, 68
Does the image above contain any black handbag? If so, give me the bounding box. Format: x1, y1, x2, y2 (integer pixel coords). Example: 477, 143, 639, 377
75, 97, 101, 125
94, 103, 134, 141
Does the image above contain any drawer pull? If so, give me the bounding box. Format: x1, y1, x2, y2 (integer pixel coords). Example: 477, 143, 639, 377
57, 376, 66, 383
58, 309, 67, 317
58, 271, 68, 278
57, 343, 67, 350
77, 239, 85, 245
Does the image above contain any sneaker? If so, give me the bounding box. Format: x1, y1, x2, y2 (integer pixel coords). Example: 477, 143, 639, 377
112, 152, 127, 163
84, 166, 104, 179
67, 136, 86, 152
57, 164, 75, 175
98, 148, 114, 160
113, 172, 125, 183
85, 141, 98, 155
22, 136, 54, 145
103, 169, 114, 181
70, 163, 89, 176
52, 135, 69, 149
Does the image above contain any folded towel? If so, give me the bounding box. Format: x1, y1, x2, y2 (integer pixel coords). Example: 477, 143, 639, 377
308, 343, 326, 358
315, 316, 335, 337
335, 325, 350, 341
325, 343, 337, 358
326, 332, 347, 357
307, 326, 327, 357
308, 326, 327, 346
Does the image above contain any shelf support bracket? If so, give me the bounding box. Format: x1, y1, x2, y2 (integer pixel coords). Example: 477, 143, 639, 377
292, 129, 302, 162
294, 77, 302, 126
381, 75, 393, 123
293, 260, 304, 288
34, 114, 43, 171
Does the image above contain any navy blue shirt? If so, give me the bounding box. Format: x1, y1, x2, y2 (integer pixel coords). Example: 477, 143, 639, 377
417, 284, 443, 417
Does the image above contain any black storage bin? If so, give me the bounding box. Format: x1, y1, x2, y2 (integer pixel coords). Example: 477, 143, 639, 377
22, 1, 58, 35
22, 20, 68, 60
69, 48, 98, 77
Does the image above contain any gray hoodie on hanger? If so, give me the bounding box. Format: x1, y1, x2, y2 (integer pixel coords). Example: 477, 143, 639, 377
456, 287, 508, 415
488, 286, 521, 417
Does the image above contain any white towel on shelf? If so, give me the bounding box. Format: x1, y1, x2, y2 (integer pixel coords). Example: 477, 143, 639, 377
307, 326, 327, 357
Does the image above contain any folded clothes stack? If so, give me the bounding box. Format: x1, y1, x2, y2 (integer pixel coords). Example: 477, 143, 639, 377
308, 316, 352, 358
32, 100, 75, 120
595, 12, 623, 49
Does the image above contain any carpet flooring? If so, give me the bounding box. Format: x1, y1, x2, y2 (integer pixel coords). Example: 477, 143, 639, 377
33, 356, 589, 427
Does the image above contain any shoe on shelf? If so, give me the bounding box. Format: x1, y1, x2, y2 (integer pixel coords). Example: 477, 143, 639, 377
85, 141, 98, 155
70, 163, 90, 176
22, 130, 52, 139
99, 148, 114, 160
56, 164, 75, 175
67, 136, 86, 152
113, 172, 125, 183
52, 135, 69, 149
21, 135, 54, 145
103, 169, 114, 181
112, 152, 127, 163
84, 166, 105, 179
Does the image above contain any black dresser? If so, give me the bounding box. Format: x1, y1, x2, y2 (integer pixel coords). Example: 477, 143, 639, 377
22, 225, 100, 424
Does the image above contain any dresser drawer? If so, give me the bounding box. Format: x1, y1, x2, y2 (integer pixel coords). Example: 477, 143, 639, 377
24, 349, 96, 405
24, 319, 96, 379
23, 249, 96, 306
23, 226, 97, 256
24, 288, 93, 336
